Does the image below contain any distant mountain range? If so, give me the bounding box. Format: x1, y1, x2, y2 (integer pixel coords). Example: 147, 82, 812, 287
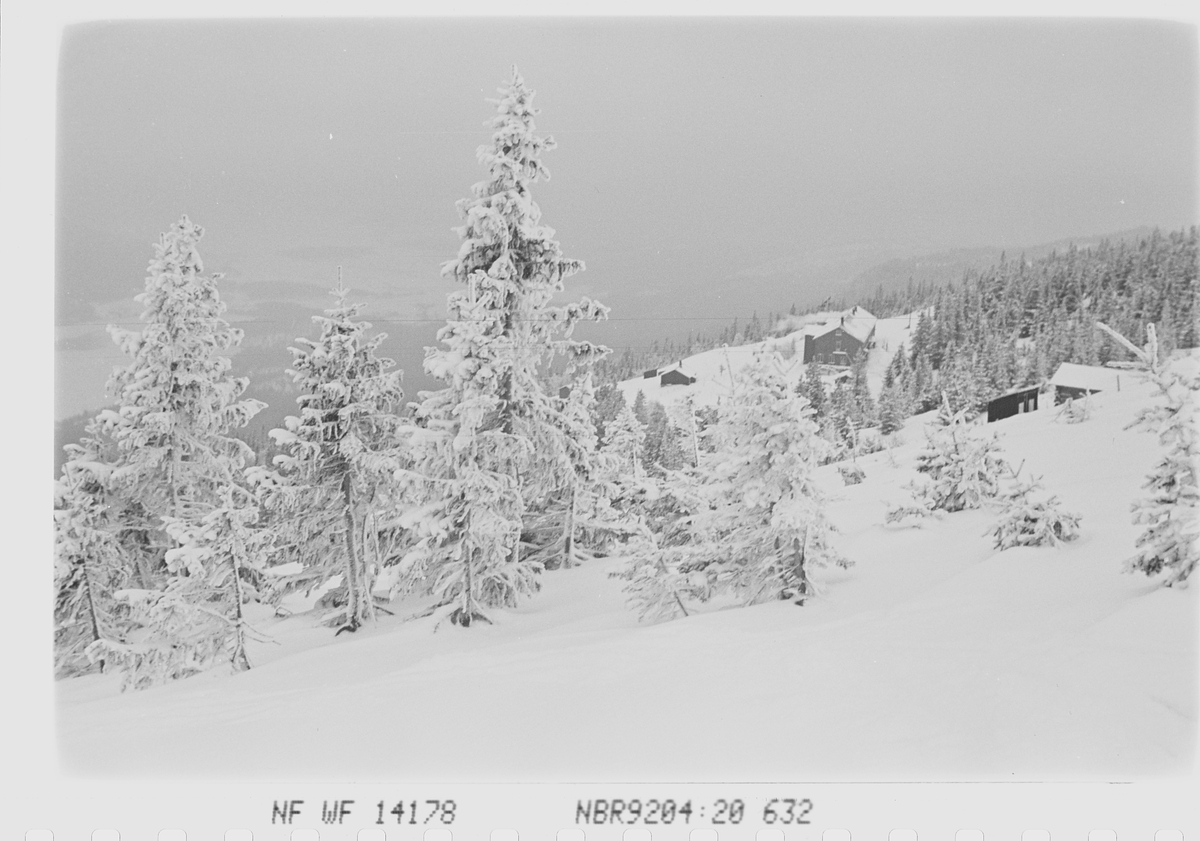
843, 226, 1161, 300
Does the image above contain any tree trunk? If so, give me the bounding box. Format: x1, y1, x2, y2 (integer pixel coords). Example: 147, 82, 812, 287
451, 541, 483, 627
360, 511, 378, 624
687, 401, 700, 466
561, 480, 578, 568
341, 472, 363, 630
793, 534, 810, 606
171, 445, 182, 520
81, 559, 105, 673
227, 531, 251, 672
132, 528, 155, 589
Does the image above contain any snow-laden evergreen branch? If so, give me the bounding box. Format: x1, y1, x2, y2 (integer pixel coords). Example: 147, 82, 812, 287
1097, 321, 1199, 587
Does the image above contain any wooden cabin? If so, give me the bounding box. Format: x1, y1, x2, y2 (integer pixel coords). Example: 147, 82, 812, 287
1049, 363, 1123, 404
801, 306, 877, 366
659, 367, 697, 387
986, 385, 1039, 423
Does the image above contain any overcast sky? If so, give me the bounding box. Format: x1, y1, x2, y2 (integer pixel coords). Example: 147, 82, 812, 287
53, 16, 1198, 419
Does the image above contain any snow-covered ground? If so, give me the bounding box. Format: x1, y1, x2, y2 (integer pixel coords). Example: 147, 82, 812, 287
57, 363, 1196, 780
617, 332, 804, 410
864, 312, 921, 394
617, 311, 920, 410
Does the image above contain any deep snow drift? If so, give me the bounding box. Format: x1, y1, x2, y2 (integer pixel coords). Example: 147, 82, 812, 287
57, 365, 1196, 781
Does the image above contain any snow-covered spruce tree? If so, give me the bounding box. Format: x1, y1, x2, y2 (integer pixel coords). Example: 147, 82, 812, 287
523, 371, 614, 569
937, 343, 983, 416
611, 515, 706, 622
601, 401, 646, 478
57, 216, 265, 685
990, 471, 1082, 550
104, 216, 264, 549
96, 484, 272, 689
261, 281, 407, 632
53, 429, 129, 676
610, 466, 715, 621
591, 397, 658, 553
642, 401, 689, 474
617, 350, 847, 618
878, 383, 909, 436
668, 392, 703, 468
878, 348, 912, 436
886, 397, 1006, 522
838, 459, 866, 486
801, 361, 827, 421
1097, 322, 1199, 587
848, 349, 878, 428
407, 68, 609, 626
592, 382, 627, 445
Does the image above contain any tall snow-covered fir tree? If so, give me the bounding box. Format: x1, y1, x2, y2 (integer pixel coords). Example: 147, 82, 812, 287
406, 68, 609, 626
54, 216, 266, 685
801, 361, 827, 420
1097, 322, 1199, 587
109, 216, 264, 522
591, 382, 627, 446
641, 400, 689, 475
602, 401, 646, 478
878, 348, 912, 435
259, 280, 408, 632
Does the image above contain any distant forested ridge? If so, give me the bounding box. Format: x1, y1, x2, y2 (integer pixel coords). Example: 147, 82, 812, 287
599, 227, 1197, 420
877, 226, 1197, 416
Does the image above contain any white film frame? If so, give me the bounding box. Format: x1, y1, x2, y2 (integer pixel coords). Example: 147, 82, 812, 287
8, 2, 1200, 840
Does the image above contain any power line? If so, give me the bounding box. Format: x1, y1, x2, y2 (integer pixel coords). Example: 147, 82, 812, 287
56, 344, 797, 358
57, 314, 787, 328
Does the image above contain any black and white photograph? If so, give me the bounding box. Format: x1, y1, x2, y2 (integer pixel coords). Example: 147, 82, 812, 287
36, 12, 1199, 787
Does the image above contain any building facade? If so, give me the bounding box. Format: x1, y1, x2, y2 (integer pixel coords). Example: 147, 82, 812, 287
986, 385, 1039, 422
802, 307, 877, 366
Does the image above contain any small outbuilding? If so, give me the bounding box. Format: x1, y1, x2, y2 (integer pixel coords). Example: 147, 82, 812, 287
1049, 363, 1124, 404
986, 385, 1040, 423
643, 368, 659, 379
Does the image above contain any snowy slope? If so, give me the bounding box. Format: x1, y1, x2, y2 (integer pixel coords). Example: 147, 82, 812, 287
618, 311, 921, 411
57, 362, 1197, 780
617, 332, 805, 410
864, 312, 922, 395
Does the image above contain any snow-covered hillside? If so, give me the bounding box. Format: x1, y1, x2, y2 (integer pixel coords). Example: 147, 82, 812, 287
617, 312, 920, 410
57, 359, 1196, 779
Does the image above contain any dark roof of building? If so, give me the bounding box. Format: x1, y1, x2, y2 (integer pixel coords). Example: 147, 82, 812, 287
988, 384, 1041, 402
